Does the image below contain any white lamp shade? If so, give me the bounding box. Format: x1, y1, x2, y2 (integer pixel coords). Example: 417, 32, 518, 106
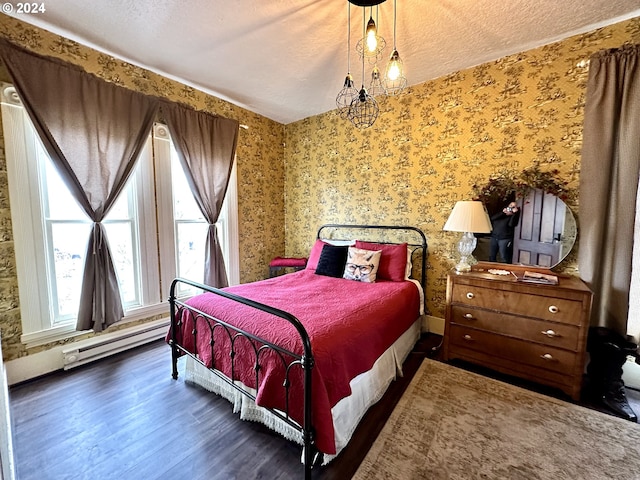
443, 201, 492, 234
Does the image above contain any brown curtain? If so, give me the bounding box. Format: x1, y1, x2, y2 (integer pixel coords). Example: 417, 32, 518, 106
0, 40, 158, 332
578, 44, 640, 338
162, 101, 239, 287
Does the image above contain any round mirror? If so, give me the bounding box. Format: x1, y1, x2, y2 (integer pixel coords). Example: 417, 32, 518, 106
473, 188, 576, 268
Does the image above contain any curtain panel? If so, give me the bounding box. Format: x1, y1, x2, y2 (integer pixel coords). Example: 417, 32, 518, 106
578, 44, 640, 339
162, 101, 239, 287
0, 39, 159, 332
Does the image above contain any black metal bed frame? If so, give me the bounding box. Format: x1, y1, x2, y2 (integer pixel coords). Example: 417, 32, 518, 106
168, 224, 428, 479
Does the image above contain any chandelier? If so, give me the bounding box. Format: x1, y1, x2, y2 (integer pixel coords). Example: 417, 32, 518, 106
335, 0, 406, 129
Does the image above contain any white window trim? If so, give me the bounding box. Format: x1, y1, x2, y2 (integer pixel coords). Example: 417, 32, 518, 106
153, 123, 240, 299
2, 83, 167, 348
133, 135, 162, 307
2, 84, 54, 345
222, 160, 240, 286
153, 123, 177, 300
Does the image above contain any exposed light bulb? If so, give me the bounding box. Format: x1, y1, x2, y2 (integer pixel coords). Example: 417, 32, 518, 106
387, 62, 400, 81
386, 50, 401, 81
365, 16, 377, 53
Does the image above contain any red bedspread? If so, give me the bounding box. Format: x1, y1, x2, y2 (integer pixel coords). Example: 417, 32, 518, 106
171, 269, 421, 454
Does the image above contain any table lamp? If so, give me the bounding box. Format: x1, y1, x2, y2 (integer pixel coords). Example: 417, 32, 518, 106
443, 200, 492, 273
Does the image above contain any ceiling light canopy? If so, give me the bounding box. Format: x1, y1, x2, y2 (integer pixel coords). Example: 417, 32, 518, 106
347, 0, 385, 6
336, 0, 406, 129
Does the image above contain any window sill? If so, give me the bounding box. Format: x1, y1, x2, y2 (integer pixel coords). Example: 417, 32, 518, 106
21, 324, 87, 350
21, 301, 171, 349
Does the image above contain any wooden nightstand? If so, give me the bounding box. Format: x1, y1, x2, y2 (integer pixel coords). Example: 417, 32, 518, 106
443, 262, 593, 400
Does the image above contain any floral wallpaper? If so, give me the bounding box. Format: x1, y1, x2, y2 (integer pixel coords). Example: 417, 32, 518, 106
284, 16, 640, 319
1, 12, 640, 363
0, 14, 285, 360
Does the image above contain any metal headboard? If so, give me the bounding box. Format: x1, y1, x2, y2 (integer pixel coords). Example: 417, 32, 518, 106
316, 224, 428, 315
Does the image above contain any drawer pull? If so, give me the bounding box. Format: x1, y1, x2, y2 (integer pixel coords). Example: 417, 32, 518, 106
541, 329, 559, 338
464, 313, 475, 319
463, 334, 473, 341
541, 353, 554, 361
466, 292, 475, 299
548, 305, 559, 314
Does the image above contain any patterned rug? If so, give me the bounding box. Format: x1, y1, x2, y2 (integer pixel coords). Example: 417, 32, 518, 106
353, 358, 640, 480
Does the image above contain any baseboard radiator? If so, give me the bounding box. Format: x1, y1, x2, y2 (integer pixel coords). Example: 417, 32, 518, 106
62, 318, 170, 370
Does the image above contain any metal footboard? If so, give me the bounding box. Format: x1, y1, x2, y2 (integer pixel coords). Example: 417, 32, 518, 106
168, 277, 317, 479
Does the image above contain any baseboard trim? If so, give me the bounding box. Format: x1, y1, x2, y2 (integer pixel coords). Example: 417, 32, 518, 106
425, 315, 445, 336
6, 347, 65, 386
62, 318, 170, 370
6, 318, 169, 386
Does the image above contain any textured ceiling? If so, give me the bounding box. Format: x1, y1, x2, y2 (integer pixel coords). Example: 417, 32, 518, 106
7, 0, 640, 124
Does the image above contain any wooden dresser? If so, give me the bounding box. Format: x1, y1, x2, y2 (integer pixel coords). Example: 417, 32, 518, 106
443, 262, 593, 400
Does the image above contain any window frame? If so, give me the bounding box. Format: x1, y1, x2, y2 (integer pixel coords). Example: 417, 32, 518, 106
153, 122, 240, 301
1, 88, 239, 348
2, 86, 164, 346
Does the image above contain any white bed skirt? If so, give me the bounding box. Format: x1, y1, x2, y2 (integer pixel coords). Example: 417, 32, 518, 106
183, 317, 422, 463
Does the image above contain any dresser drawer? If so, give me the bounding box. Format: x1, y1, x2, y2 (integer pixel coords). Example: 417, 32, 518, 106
451, 284, 583, 325
449, 306, 580, 351
448, 324, 578, 375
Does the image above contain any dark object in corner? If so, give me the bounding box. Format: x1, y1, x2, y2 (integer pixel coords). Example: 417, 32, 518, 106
587, 327, 638, 422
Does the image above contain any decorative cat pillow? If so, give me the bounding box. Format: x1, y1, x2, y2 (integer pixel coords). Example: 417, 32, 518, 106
343, 247, 382, 283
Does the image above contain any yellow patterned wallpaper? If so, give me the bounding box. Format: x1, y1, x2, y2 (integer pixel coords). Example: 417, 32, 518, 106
0, 15, 285, 360
284, 17, 640, 319
1, 13, 640, 362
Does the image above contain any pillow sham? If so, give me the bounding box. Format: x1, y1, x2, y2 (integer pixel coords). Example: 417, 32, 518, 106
306, 239, 329, 270
315, 244, 349, 278
343, 247, 382, 283
354, 241, 408, 282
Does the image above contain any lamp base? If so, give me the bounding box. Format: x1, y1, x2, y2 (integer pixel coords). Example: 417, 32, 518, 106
454, 262, 472, 274
454, 232, 477, 274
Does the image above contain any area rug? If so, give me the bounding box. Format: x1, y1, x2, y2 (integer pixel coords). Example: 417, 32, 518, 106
353, 358, 640, 480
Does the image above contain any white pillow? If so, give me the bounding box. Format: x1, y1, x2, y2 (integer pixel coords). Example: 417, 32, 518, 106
323, 239, 356, 246
406, 246, 413, 279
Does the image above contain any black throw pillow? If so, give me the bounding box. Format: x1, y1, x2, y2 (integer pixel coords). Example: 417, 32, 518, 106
315, 244, 349, 278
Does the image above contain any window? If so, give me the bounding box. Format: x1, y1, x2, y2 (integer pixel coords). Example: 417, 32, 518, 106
153, 123, 239, 299
39, 145, 148, 323
1, 83, 239, 347
172, 157, 209, 286
40, 154, 92, 324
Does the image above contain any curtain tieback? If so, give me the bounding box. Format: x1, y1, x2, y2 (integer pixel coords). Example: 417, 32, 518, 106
92, 222, 103, 254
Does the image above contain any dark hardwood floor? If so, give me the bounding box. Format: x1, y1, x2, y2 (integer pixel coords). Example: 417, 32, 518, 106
8, 335, 440, 480
9, 334, 640, 480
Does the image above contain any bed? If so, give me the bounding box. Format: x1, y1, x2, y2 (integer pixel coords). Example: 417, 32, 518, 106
168, 224, 427, 479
